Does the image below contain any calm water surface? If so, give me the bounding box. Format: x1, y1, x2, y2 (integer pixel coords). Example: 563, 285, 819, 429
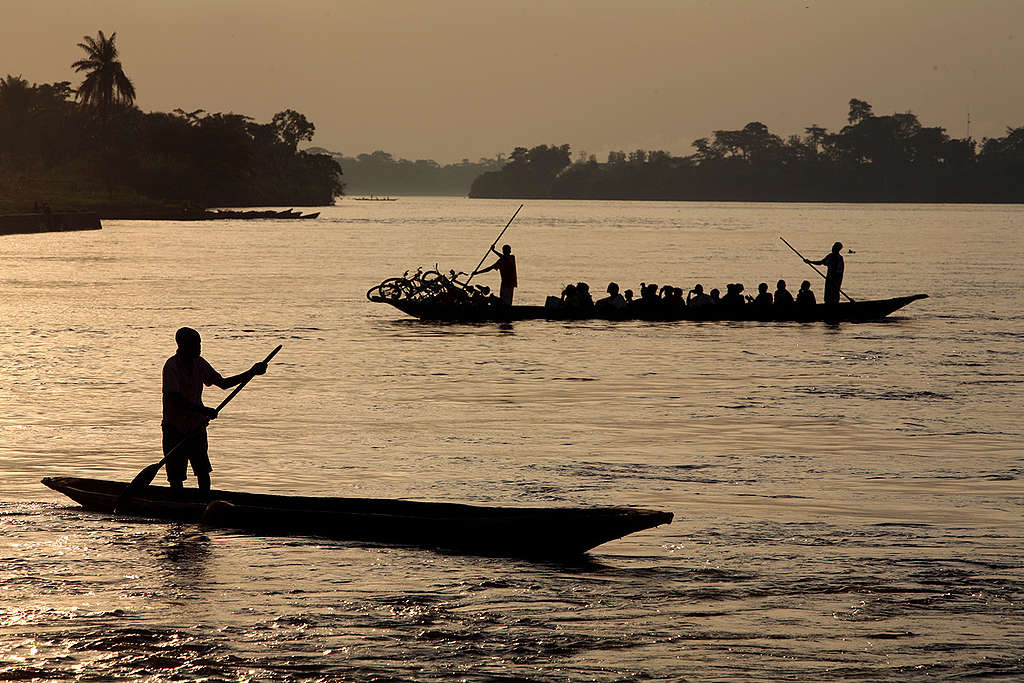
1, 198, 1022, 680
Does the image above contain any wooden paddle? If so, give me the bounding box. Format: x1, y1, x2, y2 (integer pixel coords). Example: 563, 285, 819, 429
465, 204, 523, 288
113, 344, 282, 512
779, 236, 855, 302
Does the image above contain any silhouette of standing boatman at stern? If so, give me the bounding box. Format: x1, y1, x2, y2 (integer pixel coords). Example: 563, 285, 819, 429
473, 243, 517, 305
162, 327, 268, 492
805, 241, 845, 305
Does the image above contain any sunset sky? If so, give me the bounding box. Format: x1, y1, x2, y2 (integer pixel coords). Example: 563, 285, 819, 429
3, 0, 1022, 163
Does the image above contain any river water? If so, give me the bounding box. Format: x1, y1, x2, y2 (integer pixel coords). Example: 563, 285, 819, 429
1, 198, 1022, 680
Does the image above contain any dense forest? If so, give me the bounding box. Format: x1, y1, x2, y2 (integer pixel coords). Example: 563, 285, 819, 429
0, 32, 343, 215
9, 32, 1022, 211
470, 99, 1024, 203
308, 149, 502, 196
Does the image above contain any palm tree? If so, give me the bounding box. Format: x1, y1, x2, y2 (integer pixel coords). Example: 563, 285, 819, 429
0, 75, 34, 158
71, 30, 136, 116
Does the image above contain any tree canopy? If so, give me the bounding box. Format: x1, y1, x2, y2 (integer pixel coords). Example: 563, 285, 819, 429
0, 30, 343, 214
470, 99, 1024, 203
272, 109, 315, 151
1, 79, 342, 213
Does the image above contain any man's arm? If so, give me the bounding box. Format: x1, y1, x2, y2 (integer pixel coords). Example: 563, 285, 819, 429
211, 362, 268, 390
473, 260, 499, 276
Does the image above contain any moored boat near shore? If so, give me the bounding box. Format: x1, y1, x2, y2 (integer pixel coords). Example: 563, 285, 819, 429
374, 293, 928, 323
42, 476, 673, 558
203, 208, 320, 220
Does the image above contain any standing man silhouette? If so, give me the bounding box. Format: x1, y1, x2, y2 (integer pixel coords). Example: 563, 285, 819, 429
805, 242, 845, 305
473, 244, 517, 305
162, 327, 268, 492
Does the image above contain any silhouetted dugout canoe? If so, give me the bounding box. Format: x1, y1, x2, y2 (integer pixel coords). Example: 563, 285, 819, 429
376, 293, 928, 323
42, 477, 673, 557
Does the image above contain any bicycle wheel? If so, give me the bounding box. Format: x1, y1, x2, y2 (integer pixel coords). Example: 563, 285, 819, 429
375, 278, 412, 301
419, 270, 443, 285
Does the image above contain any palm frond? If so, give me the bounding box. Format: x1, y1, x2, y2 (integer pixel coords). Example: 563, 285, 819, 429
71, 30, 135, 111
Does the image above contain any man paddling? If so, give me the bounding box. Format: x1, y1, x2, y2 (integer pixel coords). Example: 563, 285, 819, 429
472, 243, 517, 305
162, 327, 268, 492
805, 241, 845, 305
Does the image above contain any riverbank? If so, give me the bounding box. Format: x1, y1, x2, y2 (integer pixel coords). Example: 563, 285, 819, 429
0, 212, 100, 235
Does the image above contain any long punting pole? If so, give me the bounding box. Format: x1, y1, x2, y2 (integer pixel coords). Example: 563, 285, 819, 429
465, 204, 524, 287
779, 236, 855, 302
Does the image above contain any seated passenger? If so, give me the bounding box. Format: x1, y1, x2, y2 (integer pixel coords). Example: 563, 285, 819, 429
671, 287, 686, 308
576, 282, 594, 309
596, 282, 627, 312
687, 284, 713, 308
774, 279, 794, 308
709, 288, 721, 305
642, 283, 659, 303
560, 283, 579, 307
753, 282, 772, 306
721, 283, 745, 307
796, 280, 816, 306
624, 289, 634, 305
656, 286, 677, 312
635, 283, 660, 314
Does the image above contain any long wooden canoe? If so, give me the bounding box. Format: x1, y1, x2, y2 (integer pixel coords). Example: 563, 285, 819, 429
42, 477, 673, 558
376, 294, 928, 323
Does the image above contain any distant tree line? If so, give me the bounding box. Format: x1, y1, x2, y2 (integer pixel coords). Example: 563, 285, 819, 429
470, 99, 1024, 203
312, 149, 503, 196
0, 31, 342, 214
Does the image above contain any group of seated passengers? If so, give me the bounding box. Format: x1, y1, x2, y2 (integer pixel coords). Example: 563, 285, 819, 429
436, 275, 819, 311
550, 279, 818, 312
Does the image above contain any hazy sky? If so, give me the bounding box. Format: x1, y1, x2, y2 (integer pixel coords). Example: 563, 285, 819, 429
3, 0, 1022, 163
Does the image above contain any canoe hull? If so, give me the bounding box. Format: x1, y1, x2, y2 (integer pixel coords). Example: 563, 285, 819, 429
379, 294, 928, 323
202, 500, 671, 558
42, 477, 673, 558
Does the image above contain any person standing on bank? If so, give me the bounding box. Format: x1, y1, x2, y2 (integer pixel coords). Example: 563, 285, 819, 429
805, 241, 845, 305
473, 243, 517, 305
162, 327, 268, 492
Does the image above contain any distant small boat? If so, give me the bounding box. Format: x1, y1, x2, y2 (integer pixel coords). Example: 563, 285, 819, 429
352, 196, 398, 201
42, 476, 673, 558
